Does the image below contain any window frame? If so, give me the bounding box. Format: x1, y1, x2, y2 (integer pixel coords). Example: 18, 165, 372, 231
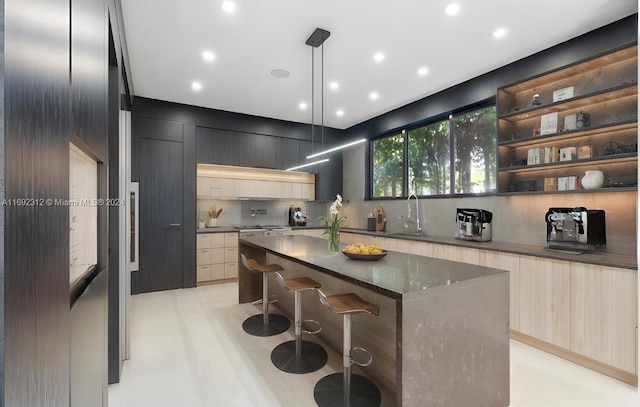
368, 98, 497, 200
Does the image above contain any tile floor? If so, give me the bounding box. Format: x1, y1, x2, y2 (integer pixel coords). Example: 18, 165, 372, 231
108, 283, 640, 407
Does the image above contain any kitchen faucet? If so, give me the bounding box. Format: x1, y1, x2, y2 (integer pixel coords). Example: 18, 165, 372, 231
407, 194, 422, 235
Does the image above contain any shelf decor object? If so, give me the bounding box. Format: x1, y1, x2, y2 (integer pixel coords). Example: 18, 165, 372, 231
581, 170, 604, 189
497, 44, 637, 195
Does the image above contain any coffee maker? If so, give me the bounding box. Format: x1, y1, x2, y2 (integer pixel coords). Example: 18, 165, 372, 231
455, 208, 493, 242
288, 205, 307, 227
545, 207, 606, 252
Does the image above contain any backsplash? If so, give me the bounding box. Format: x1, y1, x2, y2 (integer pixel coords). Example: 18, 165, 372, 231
196, 199, 330, 228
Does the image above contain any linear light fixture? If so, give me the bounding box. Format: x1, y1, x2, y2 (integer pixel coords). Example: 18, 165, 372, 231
306, 138, 367, 159
286, 158, 330, 171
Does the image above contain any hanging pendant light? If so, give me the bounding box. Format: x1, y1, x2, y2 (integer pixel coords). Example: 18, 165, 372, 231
287, 28, 331, 171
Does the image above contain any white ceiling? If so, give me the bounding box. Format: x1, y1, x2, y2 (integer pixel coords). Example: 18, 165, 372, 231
120, 0, 637, 130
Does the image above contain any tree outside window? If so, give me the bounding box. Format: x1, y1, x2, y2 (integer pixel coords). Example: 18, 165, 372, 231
373, 133, 404, 197
453, 106, 496, 193
371, 102, 496, 198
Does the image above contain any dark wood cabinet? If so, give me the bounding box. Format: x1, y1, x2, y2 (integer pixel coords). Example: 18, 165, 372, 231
276, 137, 301, 170
196, 127, 236, 165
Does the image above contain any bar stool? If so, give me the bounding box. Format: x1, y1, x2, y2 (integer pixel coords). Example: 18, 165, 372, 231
240, 254, 290, 337
270, 272, 327, 374
314, 291, 381, 407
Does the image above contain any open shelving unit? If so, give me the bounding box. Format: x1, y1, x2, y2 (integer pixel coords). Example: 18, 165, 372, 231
497, 45, 638, 195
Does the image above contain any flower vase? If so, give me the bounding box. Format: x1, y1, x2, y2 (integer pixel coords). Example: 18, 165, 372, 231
328, 232, 340, 253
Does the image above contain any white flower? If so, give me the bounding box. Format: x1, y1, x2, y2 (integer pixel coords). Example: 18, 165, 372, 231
329, 194, 342, 216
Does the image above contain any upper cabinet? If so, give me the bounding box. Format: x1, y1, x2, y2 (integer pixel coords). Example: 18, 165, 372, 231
497, 45, 637, 195
197, 164, 315, 200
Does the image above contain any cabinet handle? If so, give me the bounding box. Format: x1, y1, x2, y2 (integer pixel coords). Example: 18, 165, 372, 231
169, 223, 181, 227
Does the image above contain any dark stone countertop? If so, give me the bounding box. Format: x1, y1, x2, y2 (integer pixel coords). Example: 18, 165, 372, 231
341, 229, 637, 271
239, 235, 507, 300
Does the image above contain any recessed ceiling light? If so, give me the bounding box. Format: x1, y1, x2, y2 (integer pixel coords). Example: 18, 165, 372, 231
493, 28, 508, 38
271, 69, 290, 78
202, 51, 215, 61
369, 92, 379, 100
299, 102, 307, 110
221, 1, 236, 13
329, 81, 339, 90
336, 110, 344, 116
418, 67, 429, 76
373, 53, 385, 62
192, 81, 202, 91
445, 3, 460, 15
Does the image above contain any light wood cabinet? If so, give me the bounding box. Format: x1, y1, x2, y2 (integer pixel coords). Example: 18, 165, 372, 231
519, 255, 571, 349
341, 231, 637, 383
195, 232, 238, 284
481, 250, 521, 331
196, 164, 316, 200
609, 267, 637, 374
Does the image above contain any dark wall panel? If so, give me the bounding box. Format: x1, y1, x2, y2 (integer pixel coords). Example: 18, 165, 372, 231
4, 0, 71, 406
71, 0, 108, 161
70, 269, 108, 406
133, 97, 346, 145
183, 124, 196, 288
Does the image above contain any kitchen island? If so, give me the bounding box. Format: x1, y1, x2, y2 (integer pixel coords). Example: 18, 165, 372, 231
239, 235, 510, 406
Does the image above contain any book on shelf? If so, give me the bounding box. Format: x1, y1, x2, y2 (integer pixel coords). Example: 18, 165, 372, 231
540, 112, 559, 135
544, 177, 557, 191
559, 146, 577, 161
577, 145, 593, 159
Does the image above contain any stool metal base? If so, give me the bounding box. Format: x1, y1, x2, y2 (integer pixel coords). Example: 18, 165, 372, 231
242, 314, 290, 337
314, 373, 381, 407
271, 340, 328, 374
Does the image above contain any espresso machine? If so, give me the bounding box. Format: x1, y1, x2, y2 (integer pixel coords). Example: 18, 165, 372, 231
288, 205, 307, 227
545, 207, 606, 252
455, 208, 493, 242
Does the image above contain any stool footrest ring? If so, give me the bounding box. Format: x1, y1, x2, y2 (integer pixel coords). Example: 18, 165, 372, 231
302, 319, 322, 335
251, 295, 278, 305
350, 346, 373, 367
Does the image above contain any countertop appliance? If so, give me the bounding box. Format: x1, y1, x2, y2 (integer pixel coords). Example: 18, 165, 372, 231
289, 206, 307, 227
236, 225, 292, 237
545, 207, 606, 252
455, 208, 493, 242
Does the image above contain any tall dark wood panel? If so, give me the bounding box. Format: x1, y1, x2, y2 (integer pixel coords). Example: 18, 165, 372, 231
133, 138, 184, 293
276, 137, 300, 170
4, 0, 71, 405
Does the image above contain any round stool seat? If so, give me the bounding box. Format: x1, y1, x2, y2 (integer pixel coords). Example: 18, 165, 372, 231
321, 292, 380, 316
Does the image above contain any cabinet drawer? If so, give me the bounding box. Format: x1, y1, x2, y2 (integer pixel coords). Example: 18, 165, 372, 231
224, 232, 238, 247
225, 247, 238, 263
211, 263, 225, 280
211, 248, 225, 264
211, 233, 225, 248
196, 249, 212, 266
197, 234, 212, 249
196, 265, 212, 282
224, 262, 238, 279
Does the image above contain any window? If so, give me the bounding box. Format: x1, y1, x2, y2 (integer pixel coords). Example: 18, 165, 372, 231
372, 133, 404, 197
371, 103, 496, 198
409, 120, 450, 195
453, 106, 497, 193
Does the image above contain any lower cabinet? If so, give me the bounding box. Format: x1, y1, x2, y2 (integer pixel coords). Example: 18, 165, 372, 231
196, 232, 238, 283
340, 231, 637, 383
571, 263, 638, 375
518, 256, 571, 349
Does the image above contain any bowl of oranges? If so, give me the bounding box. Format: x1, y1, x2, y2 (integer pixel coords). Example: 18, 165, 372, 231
342, 243, 387, 261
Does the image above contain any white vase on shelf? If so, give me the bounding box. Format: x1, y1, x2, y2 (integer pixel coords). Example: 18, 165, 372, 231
581, 170, 604, 189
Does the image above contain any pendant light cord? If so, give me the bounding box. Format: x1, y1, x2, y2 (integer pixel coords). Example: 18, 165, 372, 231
321, 42, 324, 153
311, 46, 315, 154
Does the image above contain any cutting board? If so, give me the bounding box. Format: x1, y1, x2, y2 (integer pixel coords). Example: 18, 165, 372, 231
373, 207, 386, 232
